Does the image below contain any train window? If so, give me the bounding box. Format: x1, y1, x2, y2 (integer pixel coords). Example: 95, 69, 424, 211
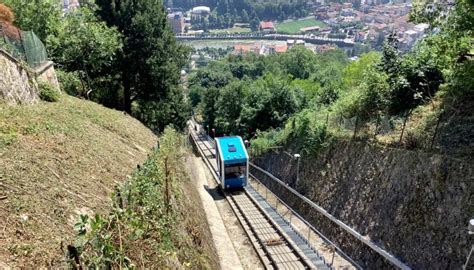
224, 163, 246, 179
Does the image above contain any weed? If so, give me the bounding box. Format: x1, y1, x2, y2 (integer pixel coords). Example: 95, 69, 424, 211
25, 123, 41, 134
0, 128, 17, 147
56, 70, 83, 96
39, 82, 60, 102
70, 127, 213, 268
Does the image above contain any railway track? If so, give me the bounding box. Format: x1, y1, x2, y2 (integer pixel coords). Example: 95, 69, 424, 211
189, 126, 329, 270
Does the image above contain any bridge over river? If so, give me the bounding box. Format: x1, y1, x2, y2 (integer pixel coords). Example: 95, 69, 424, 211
176, 33, 355, 48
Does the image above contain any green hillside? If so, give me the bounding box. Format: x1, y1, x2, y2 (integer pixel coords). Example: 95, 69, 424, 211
0, 96, 217, 268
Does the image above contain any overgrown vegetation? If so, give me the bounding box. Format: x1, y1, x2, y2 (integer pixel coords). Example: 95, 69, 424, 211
190, 47, 347, 139
2, 0, 191, 132
38, 82, 60, 102
192, 0, 473, 157
70, 127, 216, 268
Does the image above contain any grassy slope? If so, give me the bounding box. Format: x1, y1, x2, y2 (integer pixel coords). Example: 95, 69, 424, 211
0, 96, 158, 267
74, 129, 219, 268
276, 19, 327, 34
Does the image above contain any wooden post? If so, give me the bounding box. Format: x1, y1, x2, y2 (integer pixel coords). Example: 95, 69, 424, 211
164, 157, 170, 214
374, 114, 380, 141
430, 112, 443, 150
399, 112, 409, 146
352, 115, 359, 140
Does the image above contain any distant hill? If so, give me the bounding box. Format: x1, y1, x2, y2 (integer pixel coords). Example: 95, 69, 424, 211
169, 0, 310, 21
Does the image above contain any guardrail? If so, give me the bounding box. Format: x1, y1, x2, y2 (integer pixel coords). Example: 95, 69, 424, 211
249, 171, 362, 269
250, 162, 412, 270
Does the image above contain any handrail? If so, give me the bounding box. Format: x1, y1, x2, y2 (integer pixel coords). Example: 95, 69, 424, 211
249, 172, 362, 269
250, 162, 412, 270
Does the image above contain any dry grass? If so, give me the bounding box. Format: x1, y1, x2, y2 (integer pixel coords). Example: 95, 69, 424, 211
0, 95, 157, 268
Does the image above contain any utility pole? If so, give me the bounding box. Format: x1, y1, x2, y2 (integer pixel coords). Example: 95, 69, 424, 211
294, 154, 301, 184
462, 219, 474, 270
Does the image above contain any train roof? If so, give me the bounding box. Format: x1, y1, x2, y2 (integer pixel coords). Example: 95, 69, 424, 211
215, 136, 248, 163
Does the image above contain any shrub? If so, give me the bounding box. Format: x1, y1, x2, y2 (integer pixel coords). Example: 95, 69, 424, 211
0, 4, 14, 23
39, 82, 60, 102
70, 127, 212, 268
57, 70, 83, 96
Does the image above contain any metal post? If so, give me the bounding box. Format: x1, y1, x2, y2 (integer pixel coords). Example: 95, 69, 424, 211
294, 154, 301, 184
297, 158, 300, 184
331, 249, 336, 266
18, 29, 27, 63
462, 245, 474, 270
307, 227, 311, 244
1, 24, 7, 44
463, 219, 474, 270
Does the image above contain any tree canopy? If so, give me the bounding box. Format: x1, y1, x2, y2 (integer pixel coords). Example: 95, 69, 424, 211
96, 0, 191, 131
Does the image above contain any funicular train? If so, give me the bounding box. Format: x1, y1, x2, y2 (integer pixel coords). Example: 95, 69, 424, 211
214, 136, 249, 190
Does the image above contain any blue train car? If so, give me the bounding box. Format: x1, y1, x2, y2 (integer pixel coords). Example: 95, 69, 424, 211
215, 136, 249, 190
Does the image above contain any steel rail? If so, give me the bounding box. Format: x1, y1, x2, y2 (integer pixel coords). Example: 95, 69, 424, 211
189, 128, 317, 269
250, 163, 412, 270
249, 173, 362, 269
228, 191, 313, 269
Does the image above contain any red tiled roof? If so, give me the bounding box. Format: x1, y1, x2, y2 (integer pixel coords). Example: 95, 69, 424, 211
275, 45, 288, 53
234, 45, 251, 53
260, 21, 275, 29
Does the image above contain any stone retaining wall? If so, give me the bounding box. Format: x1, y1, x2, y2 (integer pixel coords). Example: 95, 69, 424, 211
0, 49, 59, 105
252, 141, 473, 269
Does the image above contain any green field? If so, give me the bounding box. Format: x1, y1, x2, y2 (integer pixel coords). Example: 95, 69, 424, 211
210, 26, 252, 34
276, 19, 327, 34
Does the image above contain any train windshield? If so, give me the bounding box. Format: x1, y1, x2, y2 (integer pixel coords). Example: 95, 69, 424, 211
224, 163, 246, 179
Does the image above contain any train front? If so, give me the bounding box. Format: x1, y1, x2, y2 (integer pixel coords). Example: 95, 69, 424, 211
215, 136, 249, 190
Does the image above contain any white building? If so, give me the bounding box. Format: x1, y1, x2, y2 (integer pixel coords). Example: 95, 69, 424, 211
191, 6, 211, 16
63, 0, 79, 13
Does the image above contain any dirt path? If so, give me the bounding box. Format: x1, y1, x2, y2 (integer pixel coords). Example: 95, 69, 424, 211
186, 154, 263, 270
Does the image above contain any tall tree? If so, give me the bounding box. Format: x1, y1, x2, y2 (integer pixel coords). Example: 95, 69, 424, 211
95, 0, 191, 131
241, 9, 249, 23
46, 5, 122, 102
